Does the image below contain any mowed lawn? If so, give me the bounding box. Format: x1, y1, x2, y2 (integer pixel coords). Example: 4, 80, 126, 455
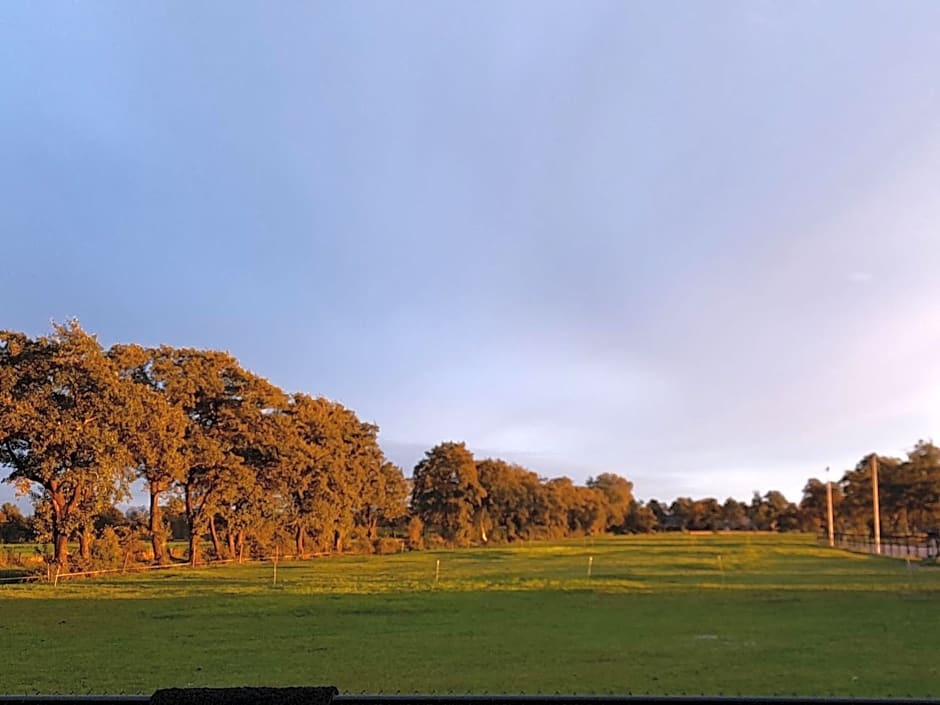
2, 534, 939, 696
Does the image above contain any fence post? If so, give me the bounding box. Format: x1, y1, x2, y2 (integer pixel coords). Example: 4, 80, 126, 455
273, 545, 279, 587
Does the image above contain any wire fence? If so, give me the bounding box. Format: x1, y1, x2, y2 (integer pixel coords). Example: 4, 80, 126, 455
824, 533, 940, 560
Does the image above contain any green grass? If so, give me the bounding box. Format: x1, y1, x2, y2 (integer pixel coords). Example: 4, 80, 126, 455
2, 533, 938, 696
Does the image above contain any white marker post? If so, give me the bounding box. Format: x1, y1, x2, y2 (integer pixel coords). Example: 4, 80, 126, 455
435, 558, 440, 584
587, 556, 593, 578
273, 544, 279, 587
826, 466, 835, 548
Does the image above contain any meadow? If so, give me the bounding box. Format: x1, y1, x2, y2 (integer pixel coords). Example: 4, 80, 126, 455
1, 534, 938, 696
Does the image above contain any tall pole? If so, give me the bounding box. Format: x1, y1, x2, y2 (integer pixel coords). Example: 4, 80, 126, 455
826, 466, 834, 548
871, 454, 881, 555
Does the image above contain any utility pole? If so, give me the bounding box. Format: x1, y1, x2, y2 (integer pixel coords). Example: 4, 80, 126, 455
826, 466, 834, 548
871, 454, 881, 555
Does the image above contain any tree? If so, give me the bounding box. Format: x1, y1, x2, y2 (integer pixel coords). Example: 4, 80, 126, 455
894, 441, 940, 533
623, 500, 657, 533
0, 502, 33, 542
689, 498, 723, 531
359, 461, 409, 541
799, 479, 843, 534
147, 346, 280, 564
108, 344, 189, 563
274, 394, 386, 555
568, 485, 609, 535
0, 323, 135, 567
477, 459, 549, 542
840, 454, 901, 535
670, 497, 696, 530
411, 442, 486, 545
586, 473, 634, 532
646, 499, 671, 530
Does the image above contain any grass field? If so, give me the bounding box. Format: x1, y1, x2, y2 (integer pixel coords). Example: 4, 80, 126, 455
1, 534, 938, 696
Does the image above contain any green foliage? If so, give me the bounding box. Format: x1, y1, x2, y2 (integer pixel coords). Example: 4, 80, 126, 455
411, 442, 486, 545
0, 502, 34, 542
0, 323, 134, 567
89, 527, 123, 568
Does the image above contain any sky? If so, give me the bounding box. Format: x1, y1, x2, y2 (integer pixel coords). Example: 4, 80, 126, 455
2, 1, 940, 507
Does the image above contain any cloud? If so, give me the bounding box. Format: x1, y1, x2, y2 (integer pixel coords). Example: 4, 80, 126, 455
848, 271, 874, 284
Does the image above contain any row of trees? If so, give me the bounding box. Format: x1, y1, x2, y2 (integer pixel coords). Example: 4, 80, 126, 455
2, 324, 938, 569
0, 323, 410, 568
799, 442, 940, 537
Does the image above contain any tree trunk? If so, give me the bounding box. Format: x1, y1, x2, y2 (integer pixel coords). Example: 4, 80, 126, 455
236, 530, 245, 563
295, 526, 306, 558
150, 488, 167, 564
185, 484, 198, 566
209, 516, 223, 558
226, 529, 236, 560
50, 485, 69, 568
78, 527, 92, 560
333, 530, 343, 553
54, 533, 69, 569
368, 517, 378, 541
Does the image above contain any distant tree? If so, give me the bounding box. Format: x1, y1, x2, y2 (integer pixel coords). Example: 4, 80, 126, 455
0, 503, 33, 543
478, 459, 546, 542
93, 505, 129, 533
623, 500, 657, 533
163, 497, 189, 544
568, 485, 608, 535
411, 442, 486, 545
689, 498, 722, 531
587, 473, 634, 532
839, 454, 901, 535
358, 461, 409, 541
275, 394, 386, 555
543, 477, 579, 537
894, 441, 940, 533
720, 498, 749, 530
670, 497, 696, 531
799, 478, 843, 534
646, 499, 671, 530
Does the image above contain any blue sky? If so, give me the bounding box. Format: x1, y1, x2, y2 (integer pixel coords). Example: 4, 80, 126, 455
3, 1, 940, 507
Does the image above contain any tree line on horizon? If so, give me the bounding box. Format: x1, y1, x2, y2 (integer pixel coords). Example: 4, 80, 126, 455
2, 323, 939, 571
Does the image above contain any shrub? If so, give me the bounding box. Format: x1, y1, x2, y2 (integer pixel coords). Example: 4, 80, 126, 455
375, 537, 403, 555
90, 527, 123, 568
406, 516, 425, 551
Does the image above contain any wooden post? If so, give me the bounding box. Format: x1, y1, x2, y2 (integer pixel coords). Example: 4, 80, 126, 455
53, 564, 61, 588
872, 455, 881, 555
435, 558, 440, 584
273, 544, 279, 586
587, 556, 593, 578
826, 466, 834, 548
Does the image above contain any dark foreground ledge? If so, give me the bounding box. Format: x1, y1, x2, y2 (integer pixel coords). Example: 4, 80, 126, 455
2, 695, 940, 705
